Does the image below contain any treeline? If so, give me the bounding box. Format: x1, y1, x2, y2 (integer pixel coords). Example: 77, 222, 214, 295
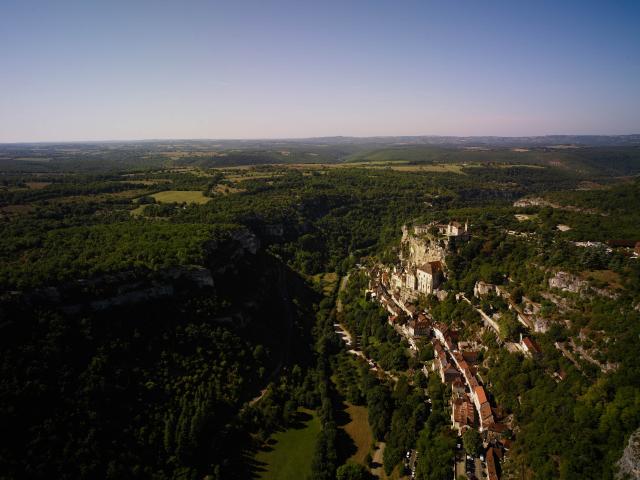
0, 177, 149, 205
0, 222, 240, 289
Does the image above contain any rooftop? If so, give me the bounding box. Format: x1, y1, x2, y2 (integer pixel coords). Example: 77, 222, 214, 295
475, 386, 488, 405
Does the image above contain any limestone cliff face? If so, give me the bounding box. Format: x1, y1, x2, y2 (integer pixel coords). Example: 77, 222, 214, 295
1, 227, 260, 315
548, 271, 589, 294
617, 428, 640, 479
401, 225, 448, 267
230, 227, 260, 255
548, 271, 620, 299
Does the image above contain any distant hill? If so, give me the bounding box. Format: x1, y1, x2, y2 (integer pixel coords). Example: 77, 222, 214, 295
1, 136, 639, 174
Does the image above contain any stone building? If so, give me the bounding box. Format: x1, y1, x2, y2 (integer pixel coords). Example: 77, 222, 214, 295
417, 261, 443, 294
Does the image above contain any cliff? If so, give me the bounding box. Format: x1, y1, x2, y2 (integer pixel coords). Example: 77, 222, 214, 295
617, 428, 640, 479
0, 227, 260, 315
401, 225, 448, 267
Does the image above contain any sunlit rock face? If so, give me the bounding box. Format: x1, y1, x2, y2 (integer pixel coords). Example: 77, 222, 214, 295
617, 428, 640, 479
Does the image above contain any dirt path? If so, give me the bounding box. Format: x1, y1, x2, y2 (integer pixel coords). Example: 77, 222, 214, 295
336, 273, 350, 313
371, 442, 386, 478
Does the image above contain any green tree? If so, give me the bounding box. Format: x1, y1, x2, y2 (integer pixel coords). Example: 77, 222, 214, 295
336, 462, 373, 480
462, 429, 482, 457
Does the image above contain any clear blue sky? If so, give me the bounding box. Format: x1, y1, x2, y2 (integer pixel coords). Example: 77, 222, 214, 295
1, 0, 639, 141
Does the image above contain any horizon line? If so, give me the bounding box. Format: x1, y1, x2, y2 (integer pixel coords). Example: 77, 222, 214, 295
1, 132, 640, 145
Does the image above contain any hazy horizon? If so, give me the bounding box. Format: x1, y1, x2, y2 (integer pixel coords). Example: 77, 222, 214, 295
2, 0, 639, 142
2, 132, 640, 146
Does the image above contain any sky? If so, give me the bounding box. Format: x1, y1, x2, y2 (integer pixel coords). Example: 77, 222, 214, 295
1, 0, 639, 142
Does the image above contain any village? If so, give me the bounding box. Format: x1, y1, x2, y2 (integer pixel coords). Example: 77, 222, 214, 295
332, 208, 637, 479
359, 220, 544, 480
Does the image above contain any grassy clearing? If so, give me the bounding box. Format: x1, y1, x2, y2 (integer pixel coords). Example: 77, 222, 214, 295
212, 184, 245, 195
130, 205, 147, 217
342, 404, 374, 465
515, 214, 537, 222
150, 190, 210, 204
49, 189, 150, 204
312, 272, 339, 296
581, 269, 623, 289
25, 181, 51, 189
379, 163, 464, 174
464, 163, 546, 170
254, 408, 321, 480
0, 204, 35, 215
226, 173, 283, 183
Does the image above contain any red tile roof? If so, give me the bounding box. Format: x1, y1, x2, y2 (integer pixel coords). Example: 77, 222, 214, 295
486, 448, 498, 480
523, 336, 541, 353
475, 386, 488, 405
480, 403, 494, 423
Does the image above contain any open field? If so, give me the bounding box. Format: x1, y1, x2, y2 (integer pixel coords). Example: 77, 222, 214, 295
581, 269, 623, 289
342, 404, 374, 465
46, 189, 151, 204
219, 161, 466, 175
0, 204, 35, 215
225, 172, 284, 182
150, 190, 210, 204
372, 163, 465, 173
515, 213, 536, 222
312, 272, 339, 296
25, 181, 51, 189
118, 179, 172, 186
254, 409, 320, 480
212, 183, 245, 195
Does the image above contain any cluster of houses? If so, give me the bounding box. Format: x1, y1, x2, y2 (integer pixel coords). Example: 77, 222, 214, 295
369, 271, 508, 480
393, 311, 507, 480
365, 222, 527, 480
362, 217, 638, 479
474, 280, 549, 334
430, 324, 498, 432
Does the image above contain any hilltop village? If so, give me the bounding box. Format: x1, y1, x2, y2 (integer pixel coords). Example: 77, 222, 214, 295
334, 206, 640, 479
364, 222, 505, 479
360, 221, 545, 479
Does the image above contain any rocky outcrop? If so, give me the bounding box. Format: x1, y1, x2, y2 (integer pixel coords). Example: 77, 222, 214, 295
1, 228, 259, 315
400, 225, 447, 266
533, 317, 550, 333
514, 196, 606, 216
230, 227, 260, 255
548, 271, 620, 299
474, 281, 498, 298
617, 428, 640, 479
513, 197, 553, 208
1, 265, 216, 315
548, 271, 589, 294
